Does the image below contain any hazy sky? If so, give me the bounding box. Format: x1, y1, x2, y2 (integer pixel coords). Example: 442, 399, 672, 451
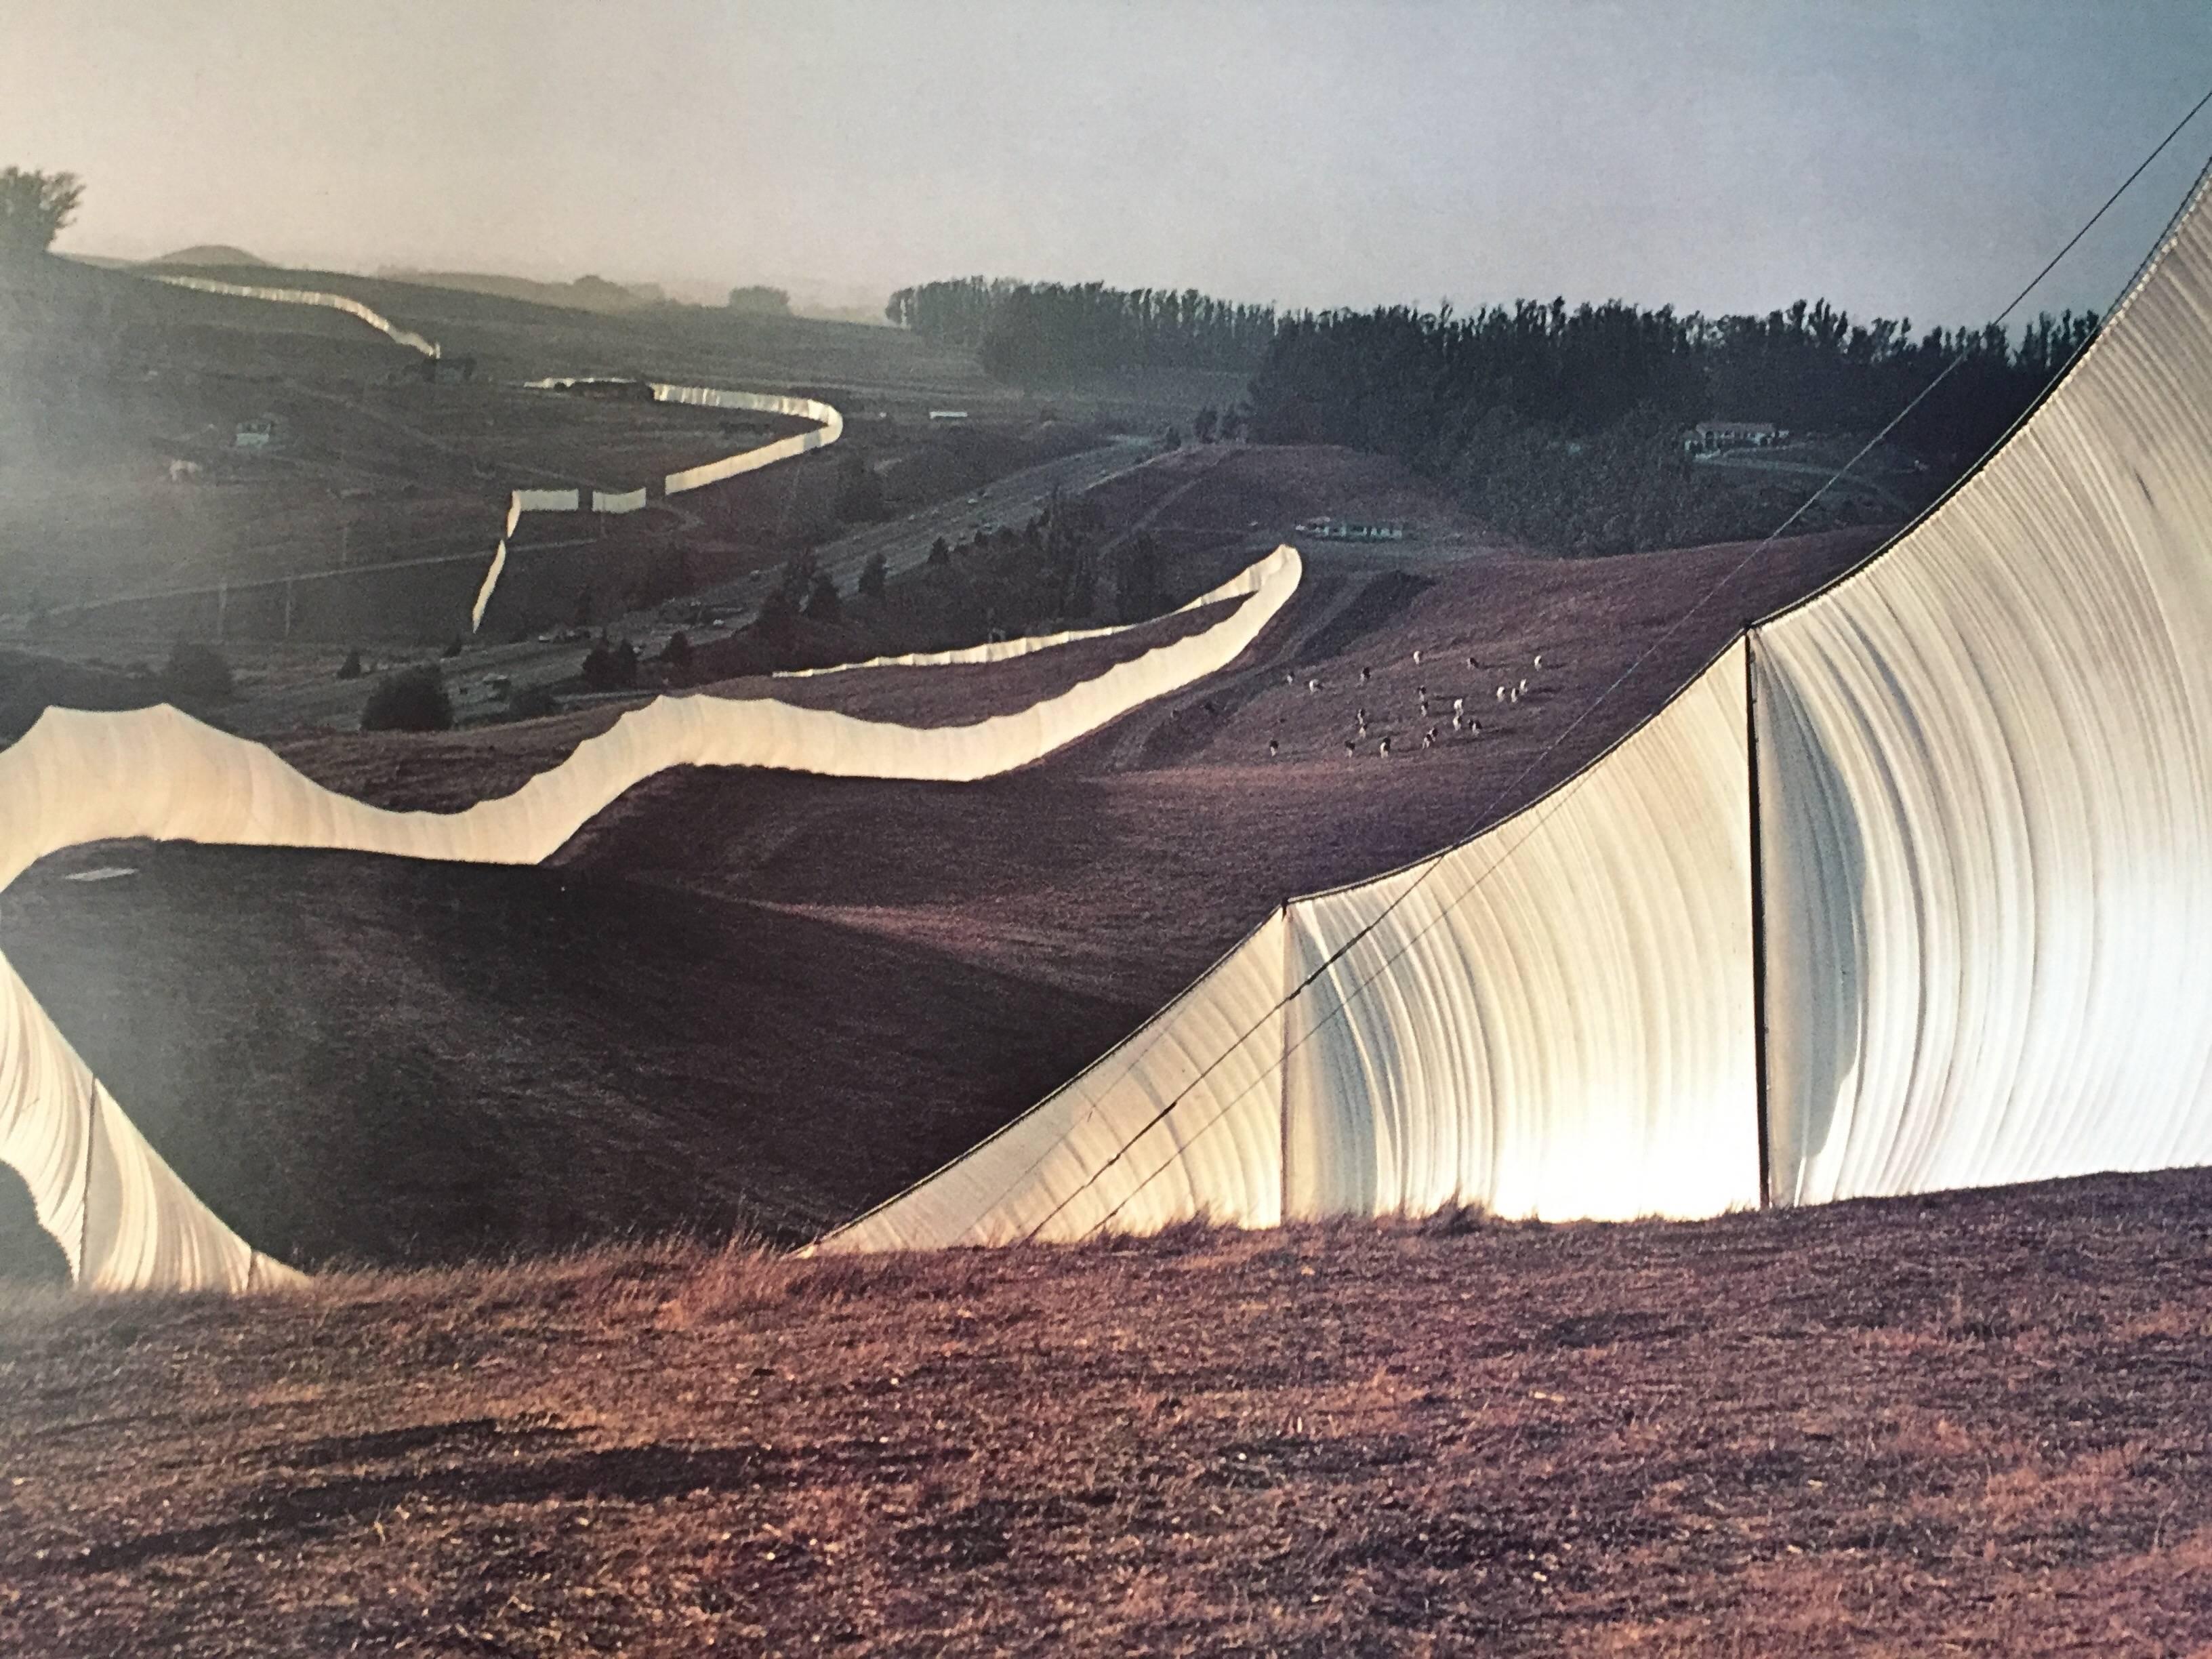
7, 1, 2212, 325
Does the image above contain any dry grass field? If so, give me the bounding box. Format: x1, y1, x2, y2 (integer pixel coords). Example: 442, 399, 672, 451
5, 1171, 2211, 1656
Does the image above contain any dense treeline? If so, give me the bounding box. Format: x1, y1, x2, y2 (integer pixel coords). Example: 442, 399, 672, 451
1245, 297, 2099, 554
886, 278, 1277, 383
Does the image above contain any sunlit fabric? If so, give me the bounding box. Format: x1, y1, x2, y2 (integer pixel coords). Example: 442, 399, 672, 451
152, 273, 441, 358
827, 644, 1756, 1250
828, 169, 2212, 1252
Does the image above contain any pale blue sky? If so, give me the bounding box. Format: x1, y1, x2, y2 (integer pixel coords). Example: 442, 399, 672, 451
5, 1, 2210, 324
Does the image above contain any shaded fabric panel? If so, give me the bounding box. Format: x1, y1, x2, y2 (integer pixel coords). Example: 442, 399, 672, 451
822, 914, 1291, 1249
1759, 169, 2212, 1203
1282, 640, 1759, 1223
0, 951, 291, 1291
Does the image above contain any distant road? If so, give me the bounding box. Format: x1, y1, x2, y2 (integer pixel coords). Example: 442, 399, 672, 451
222, 436, 1160, 735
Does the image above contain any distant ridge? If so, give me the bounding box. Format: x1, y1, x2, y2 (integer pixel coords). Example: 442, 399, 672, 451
380, 268, 662, 314
144, 244, 269, 269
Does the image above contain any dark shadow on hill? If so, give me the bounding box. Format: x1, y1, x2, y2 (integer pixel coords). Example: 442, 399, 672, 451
0, 842, 1137, 1269
0, 1159, 68, 1285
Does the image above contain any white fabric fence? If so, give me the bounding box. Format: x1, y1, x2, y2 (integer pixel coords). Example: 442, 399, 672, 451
152, 274, 441, 358
0, 550, 1300, 1289
827, 161, 2212, 1253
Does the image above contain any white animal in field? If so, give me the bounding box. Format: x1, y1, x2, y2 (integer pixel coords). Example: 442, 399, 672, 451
1412, 649, 1423, 664
1518, 678, 1528, 695
1494, 686, 1506, 703
1379, 736, 1392, 756
166, 459, 201, 483
1307, 678, 1322, 693
1267, 738, 1279, 758
1533, 652, 1544, 668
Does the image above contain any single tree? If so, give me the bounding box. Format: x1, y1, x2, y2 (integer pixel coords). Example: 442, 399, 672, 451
804, 571, 842, 622
660, 631, 694, 674
0, 168, 83, 258
857, 550, 888, 600
361, 665, 453, 731
336, 647, 364, 680
1193, 406, 1218, 444
927, 535, 951, 567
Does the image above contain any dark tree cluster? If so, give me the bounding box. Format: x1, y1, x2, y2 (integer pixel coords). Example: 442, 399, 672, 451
1244, 296, 2100, 554
0, 167, 83, 258
726, 285, 792, 316
886, 277, 1279, 384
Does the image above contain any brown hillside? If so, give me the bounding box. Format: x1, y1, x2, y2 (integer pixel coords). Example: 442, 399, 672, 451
3, 525, 1881, 1269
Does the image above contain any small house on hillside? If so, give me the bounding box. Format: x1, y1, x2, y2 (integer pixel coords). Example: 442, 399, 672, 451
1686, 419, 1784, 453
1294, 518, 1408, 542
233, 416, 278, 450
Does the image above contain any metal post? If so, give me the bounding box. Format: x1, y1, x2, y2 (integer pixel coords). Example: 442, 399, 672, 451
1744, 628, 1774, 1209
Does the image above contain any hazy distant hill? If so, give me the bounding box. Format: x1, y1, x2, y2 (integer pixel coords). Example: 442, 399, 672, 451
380, 268, 668, 315
145, 244, 270, 268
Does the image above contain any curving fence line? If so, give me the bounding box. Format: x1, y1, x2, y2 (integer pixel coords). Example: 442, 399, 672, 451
0, 548, 1303, 1290
152, 273, 443, 358
825, 160, 2212, 1253
137, 280, 844, 636
469, 380, 846, 632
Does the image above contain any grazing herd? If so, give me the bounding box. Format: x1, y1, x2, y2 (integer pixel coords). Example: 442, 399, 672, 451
1276, 642, 1552, 760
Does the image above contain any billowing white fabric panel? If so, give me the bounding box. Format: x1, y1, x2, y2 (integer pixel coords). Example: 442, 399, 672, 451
1282, 641, 1757, 1222
152, 274, 441, 358
0, 952, 288, 1290
825, 171, 2212, 1258
824, 914, 1291, 1250
0, 548, 1300, 1288
594, 488, 649, 514
823, 642, 1758, 1250
514, 488, 581, 512
1759, 169, 2212, 1205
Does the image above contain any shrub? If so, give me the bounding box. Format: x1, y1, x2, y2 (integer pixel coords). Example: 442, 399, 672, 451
804, 572, 842, 622
163, 640, 233, 699
507, 684, 558, 720
659, 632, 694, 674
858, 551, 887, 601
360, 664, 453, 732
927, 536, 951, 567
336, 647, 363, 680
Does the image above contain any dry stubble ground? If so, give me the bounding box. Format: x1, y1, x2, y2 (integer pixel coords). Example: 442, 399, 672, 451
5, 1170, 2212, 1656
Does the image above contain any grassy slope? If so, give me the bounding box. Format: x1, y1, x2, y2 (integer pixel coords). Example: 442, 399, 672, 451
4, 1172, 2211, 1654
